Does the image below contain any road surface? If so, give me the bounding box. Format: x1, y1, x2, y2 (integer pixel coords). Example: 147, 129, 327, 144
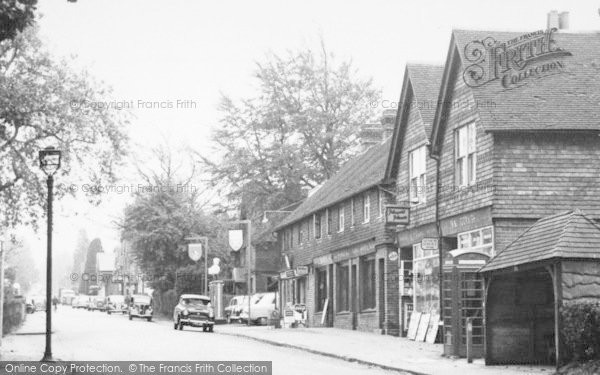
2, 306, 400, 375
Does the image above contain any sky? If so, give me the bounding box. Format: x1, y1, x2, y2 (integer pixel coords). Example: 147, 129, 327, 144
21, 0, 600, 274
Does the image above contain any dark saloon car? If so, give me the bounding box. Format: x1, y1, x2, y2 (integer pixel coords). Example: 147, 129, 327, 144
129, 294, 153, 322
173, 294, 214, 332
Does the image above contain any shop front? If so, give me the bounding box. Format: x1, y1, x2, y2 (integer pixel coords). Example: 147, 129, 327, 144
278, 266, 309, 327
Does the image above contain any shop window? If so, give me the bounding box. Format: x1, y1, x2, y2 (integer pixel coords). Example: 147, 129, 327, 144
457, 226, 494, 256
296, 277, 306, 304
336, 263, 350, 312
315, 268, 327, 312
338, 204, 345, 233
455, 122, 477, 186
413, 243, 439, 314
409, 146, 427, 205
314, 213, 321, 239
361, 257, 376, 310
363, 193, 370, 223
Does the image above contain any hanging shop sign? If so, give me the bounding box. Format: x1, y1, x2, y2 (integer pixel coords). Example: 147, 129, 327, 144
385, 205, 410, 226
279, 266, 309, 280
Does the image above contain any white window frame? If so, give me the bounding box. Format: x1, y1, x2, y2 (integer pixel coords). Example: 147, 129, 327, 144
457, 226, 494, 256
350, 198, 355, 227
409, 145, 427, 205
326, 208, 332, 235
338, 204, 345, 233
455, 122, 477, 187
314, 213, 321, 239
363, 193, 370, 223
377, 188, 384, 217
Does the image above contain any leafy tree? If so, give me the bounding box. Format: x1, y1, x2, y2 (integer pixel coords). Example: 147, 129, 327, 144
200, 41, 380, 216
4, 236, 38, 294
121, 146, 231, 293
0, 0, 37, 42
0, 26, 128, 228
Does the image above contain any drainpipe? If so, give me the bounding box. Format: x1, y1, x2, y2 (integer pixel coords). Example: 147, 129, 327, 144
431, 152, 443, 321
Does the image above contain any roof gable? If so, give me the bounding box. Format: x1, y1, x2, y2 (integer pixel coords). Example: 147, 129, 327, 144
432, 29, 600, 156
480, 210, 600, 273
385, 64, 444, 179
275, 138, 392, 230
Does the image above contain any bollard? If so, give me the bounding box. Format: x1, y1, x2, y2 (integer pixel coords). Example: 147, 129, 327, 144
466, 317, 473, 363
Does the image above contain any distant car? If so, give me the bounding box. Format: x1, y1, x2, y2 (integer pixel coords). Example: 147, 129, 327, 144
225, 295, 248, 324
105, 295, 127, 315
72, 295, 91, 309
240, 292, 277, 325
60, 289, 76, 305
173, 294, 214, 332
31, 296, 46, 312
87, 296, 99, 311
26, 301, 36, 314
129, 294, 153, 322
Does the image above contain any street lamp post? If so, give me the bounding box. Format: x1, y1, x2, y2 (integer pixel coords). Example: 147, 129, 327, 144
39, 146, 61, 362
229, 220, 252, 326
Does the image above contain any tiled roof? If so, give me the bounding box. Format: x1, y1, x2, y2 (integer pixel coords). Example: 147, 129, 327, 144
384, 64, 444, 180
406, 64, 445, 136
431, 30, 600, 154
274, 138, 392, 230
480, 210, 600, 273
453, 30, 600, 132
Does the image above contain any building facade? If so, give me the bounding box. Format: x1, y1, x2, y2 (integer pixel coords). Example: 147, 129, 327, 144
274, 113, 401, 335
385, 29, 600, 358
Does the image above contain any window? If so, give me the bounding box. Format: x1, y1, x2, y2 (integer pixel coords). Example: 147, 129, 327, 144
409, 146, 427, 205
316, 268, 327, 312
455, 122, 477, 186
338, 205, 345, 232
314, 213, 321, 239
412, 243, 439, 314
336, 263, 349, 312
297, 224, 302, 245
363, 193, 370, 223
457, 226, 494, 256
350, 198, 355, 227
361, 257, 376, 310
378, 189, 384, 217
307, 217, 311, 240
326, 208, 332, 235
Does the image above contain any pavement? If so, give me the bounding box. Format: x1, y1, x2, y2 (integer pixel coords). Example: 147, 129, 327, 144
214, 324, 557, 375
0, 307, 557, 375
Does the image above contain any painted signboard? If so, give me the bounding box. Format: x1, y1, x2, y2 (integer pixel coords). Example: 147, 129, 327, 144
385, 205, 410, 226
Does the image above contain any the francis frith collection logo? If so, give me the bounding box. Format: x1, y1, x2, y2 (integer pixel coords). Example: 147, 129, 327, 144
463, 28, 572, 89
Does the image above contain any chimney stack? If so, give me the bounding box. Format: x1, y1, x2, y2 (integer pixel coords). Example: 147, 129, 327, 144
547, 10, 559, 30
380, 109, 396, 141
558, 11, 569, 30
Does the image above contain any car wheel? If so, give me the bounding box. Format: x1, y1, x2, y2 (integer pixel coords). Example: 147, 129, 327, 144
146, 317, 152, 322
107, 311, 111, 315
202, 326, 207, 332
208, 325, 214, 333
129, 314, 132, 321
258, 317, 267, 326
174, 319, 179, 330
178, 321, 183, 330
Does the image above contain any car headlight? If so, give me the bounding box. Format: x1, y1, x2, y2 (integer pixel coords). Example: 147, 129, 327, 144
182, 309, 189, 316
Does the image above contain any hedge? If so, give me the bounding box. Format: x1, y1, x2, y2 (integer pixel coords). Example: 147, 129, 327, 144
561, 301, 600, 362
3, 296, 26, 335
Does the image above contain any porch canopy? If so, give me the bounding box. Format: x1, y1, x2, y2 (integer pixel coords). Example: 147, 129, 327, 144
479, 210, 600, 366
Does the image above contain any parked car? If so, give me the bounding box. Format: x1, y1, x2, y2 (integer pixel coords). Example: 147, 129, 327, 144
224, 295, 248, 324
31, 295, 46, 312
173, 294, 214, 332
59, 289, 76, 305
92, 296, 107, 311
129, 294, 153, 322
26, 300, 36, 314
105, 295, 127, 315
72, 295, 90, 309
240, 292, 277, 325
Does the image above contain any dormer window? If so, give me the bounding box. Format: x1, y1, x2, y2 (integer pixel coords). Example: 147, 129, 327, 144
409, 146, 427, 205
455, 122, 477, 186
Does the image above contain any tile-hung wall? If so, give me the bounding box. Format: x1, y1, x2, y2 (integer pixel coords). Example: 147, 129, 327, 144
279, 186, 400, 335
